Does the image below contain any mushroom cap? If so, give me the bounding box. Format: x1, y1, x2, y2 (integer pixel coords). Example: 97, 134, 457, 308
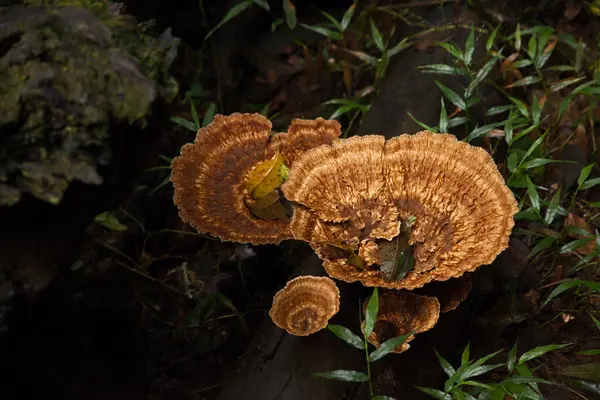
282, 135, 400, 240
416, 274, 473, 313
269, 275, 340, 336
270, 118, 341, 166
283, 131, 518, 289
363, 291, 440, 353
381, 131, 518, 288
170, 113, 341, 245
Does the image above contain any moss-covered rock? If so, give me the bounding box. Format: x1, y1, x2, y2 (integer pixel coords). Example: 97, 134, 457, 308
0, 0, 179, 206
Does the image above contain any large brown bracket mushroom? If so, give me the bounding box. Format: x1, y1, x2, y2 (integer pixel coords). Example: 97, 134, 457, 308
282, 131, 518, 290
170, 113, 340, 245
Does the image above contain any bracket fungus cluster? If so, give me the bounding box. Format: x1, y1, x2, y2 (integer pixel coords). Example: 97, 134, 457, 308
170, 113, 340, 245
171, 114, 518, 347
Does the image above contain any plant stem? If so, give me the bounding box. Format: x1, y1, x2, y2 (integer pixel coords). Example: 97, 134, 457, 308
363, 336, 374, 398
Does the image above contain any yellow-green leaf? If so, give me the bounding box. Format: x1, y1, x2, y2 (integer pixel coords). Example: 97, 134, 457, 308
246, 151, 288, 199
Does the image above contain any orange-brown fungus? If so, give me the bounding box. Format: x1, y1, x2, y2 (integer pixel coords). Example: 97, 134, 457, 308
269, 275, 340, 336
363, 291, 440, 353
270, 118, 341, 166
170, 113, 341, 245
283, 131, 518, 289
417, 274, 473, 313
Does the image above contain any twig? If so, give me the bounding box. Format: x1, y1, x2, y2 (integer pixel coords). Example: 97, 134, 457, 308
115, 259, 188, 297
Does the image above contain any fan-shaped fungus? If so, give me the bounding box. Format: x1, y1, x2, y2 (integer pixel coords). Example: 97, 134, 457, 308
269, 275, 340, 336
417, 274, 473, 313
170, 113, 341, 245
363, 291, 440, 353
282, 131, 518, 289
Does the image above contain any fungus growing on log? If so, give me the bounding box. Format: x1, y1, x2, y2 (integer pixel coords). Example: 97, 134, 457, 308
282, 131, 518, 289
269, 275, 340, 336
170, 113, 340, 245
363, 291, 440, 353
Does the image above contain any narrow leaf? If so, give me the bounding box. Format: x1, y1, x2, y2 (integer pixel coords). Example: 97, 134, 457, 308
581, 177, 600, 190
518, 343, 571, 364
467, 57, 499, 96
205, 0, 252, 40
407, 112, 436, 131
486, 24, 501, 52
328, 324, 364, 350
528, 236, 557, 259
462, 343, 471, 366
520, 129, 548, 166
504, 117, 513, 144
561, 363, 600, 382
435, 81, 466, 110
370, 19, 385, 53
171, 117, 197, 132
504, 375, 552, 385
202, 102, 217, 127
340, 3, 355, 31
439, 97, 448, 133
560, 237, 595, 254
438, 42, 463, 61
388, 37, 414, 57
592, 315, 600, 331
363, 287, 379, 337
346, 49, 378, 65
527, 34, 537, 59
578, 163, 595, 187
312, 370, 369, 382
544, 187, 561, 225
508, 340, 518, 371
318, 10, 342, 31
507, 95, 530, 119
467, 121, 506, 141
521, 158, 571, 169
505, 76, 540, 89
252, 0, 269, 10
416, 387, 451, 399
487, 105, 512, 116
370, 333, 413, 362
550, 77, 586, 92
526, 175, 541, 212
300, 23, 341, 40
419, 64, 468, 75
515, 23, 521, 51
282, 0, 297, 29
435, 349, 456, 377
464, 25, 475, 66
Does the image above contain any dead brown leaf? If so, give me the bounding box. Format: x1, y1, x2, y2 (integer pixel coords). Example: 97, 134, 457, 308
501, 52, 520, 73
343, 62, 352, 95
416, 38, 437, 50
553, 264, 565, 283
565, 213, 597, 255
488, 129, 505, 138
543, 39, 558, 55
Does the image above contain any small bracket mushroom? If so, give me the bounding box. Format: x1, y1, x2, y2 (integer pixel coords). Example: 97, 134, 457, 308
362, 290, 440, 354
269, 275, 341, 336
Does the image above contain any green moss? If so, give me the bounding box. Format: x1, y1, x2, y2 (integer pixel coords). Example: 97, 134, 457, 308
0, 0, 180, 205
